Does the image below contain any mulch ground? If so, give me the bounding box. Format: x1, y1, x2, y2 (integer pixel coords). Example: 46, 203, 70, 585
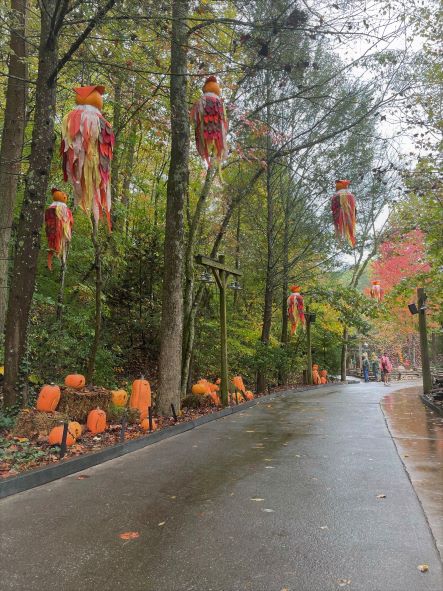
1, 386, 309, 480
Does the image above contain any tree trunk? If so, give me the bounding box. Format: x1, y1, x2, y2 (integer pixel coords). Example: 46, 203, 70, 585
256, 77, 273, 393
156, 0, 190, 415
278, 193, 290, 385
181, 169, 214, 396
340, 326, 348, 382
3, 0, 59, 408
0, 0, 27, 334
86, 220, 102, 383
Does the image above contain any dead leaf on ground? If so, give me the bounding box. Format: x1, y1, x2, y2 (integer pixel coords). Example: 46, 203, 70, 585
250, 497, 265, 502
337, 579, 351, 587
262, 508, 274, 513
77, 474, 90, 480
158, 521, 166, 527
417, 564, 429, 572
119, 531, 140, 540
376, 494, 386, 499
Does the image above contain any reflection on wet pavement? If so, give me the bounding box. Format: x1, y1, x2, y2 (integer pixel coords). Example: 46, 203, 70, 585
382, 387, 443, 558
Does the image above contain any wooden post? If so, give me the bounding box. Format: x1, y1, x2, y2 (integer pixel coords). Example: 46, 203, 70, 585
195, 253, 242, 407
417, 287, 432, 394
306, 306, 312, 385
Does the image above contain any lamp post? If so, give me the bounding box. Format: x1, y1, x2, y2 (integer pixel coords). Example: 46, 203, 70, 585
195, 254, 242, 406
305, 306, 316, 385
408, 287, 432, 394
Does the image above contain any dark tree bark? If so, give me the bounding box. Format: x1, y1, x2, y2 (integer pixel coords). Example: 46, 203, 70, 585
86, 221, 102, 383
3, 0, 60, 408
340, 326, 348, 382
0, 0, 27, 333
156, 0, 190, 415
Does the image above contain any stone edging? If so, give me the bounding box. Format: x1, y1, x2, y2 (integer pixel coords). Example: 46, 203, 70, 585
420, 394, 443, 417
0, 382, 354, 499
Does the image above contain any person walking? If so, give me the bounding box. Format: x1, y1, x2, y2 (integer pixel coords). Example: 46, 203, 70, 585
370, 352, 379, 381
362, 352, 370, 382
380, 352, 393, 386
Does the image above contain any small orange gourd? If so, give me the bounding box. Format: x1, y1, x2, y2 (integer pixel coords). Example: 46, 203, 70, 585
129, 379, 151, 420
68, 421, 82, 439
111, 389, 128, 407
140, 418, 157, 432
87, 408, 106, 434
36, 384, 61, 412
64, 374, 85, 389
48, 425, 75, 447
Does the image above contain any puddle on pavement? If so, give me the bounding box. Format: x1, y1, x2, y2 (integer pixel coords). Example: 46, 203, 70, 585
382, 387, 443, 558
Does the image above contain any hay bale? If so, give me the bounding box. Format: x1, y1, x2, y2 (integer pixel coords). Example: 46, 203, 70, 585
13, 409, 69, 437
107, 404, 139, 424
57, 386, 112, 422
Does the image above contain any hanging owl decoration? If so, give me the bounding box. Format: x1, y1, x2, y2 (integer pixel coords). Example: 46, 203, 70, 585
331, 179, 356, 248
287, 285, 305, 335
370, 280, 383, 301
44, 188, 73, 270
191, 76, 228, 168
61, 85, 114, 229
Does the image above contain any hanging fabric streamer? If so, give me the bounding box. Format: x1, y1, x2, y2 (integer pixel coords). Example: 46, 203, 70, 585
370, 280, 383, 301
191, 76, 228, 168
44, 188, 73, 270
61, 85, 115, 229
331, 179, 356, 247
287, 285, 305, 335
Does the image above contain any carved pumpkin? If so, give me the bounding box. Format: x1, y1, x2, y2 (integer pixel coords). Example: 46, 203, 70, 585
232, 375, 246, 393
64, 374, 85, 389
140, 418, 157, 432
36, 385, 61, 412
68, 421, 82, 439
87, 408, 106, 434
129, 379, 151, 420
244, 390, 254, 401
48, 425, 75, 447
111, 389, 128, 407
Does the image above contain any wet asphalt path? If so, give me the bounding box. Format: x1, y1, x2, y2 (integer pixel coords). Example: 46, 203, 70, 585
1, 381, 442, 591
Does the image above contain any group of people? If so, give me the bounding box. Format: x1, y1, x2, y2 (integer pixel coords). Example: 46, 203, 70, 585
361, 352, 393, 386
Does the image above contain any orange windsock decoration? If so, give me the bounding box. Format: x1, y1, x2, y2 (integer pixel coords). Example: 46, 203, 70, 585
61, 85, 114, 228
44, 188, 73, 270
191, 76, 228, 167
331, 179, 356, 247
287, 285, 305, 335
370, 280, 383, 301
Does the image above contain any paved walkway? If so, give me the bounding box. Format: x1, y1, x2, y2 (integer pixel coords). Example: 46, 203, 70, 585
1, 382, 442, 590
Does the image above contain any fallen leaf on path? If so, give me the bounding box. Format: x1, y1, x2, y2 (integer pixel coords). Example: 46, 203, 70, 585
262, 508, 274, 513
250, 497, 265, 502
320, 526, 329, 530
119, 531, 139, 540
77, 475, 90, 480
169, 495, 176, 499
337, 579, 351, 587
265, 466, 275, 469
376, 494, 386, 499
246, 430, 255, 433
158, 522, 166, 527
417, 564, 429, 572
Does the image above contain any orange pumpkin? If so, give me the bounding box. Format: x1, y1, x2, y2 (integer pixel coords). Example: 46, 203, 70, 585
203, 75, 221, 96
208, 392, 221, 406
87, 408, 106, 434
192, 382, 211, 395
140, 418, 158, 432
51, 187, 68, 204
36, 384, 61, 412
320, 369, 328, 385
74, 85, 105, 110
312, 364, 322, 385
68, 421, 82, 439
129, 379, 151, 420
244, 390, 254, 401
232, 375, 246, 393
64, 374, 85, 389
111, 389, 128, 407
48, 425, 75, 447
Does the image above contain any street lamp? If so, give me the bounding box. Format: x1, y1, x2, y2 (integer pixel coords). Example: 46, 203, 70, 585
408, 288, 432, 394
195, 254, 242, 406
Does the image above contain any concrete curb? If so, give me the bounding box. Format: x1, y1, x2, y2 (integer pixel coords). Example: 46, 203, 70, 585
420, 394, 443, 417
0, 383, 347, 499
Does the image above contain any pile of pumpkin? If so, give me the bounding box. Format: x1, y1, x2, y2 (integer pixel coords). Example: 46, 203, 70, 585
191, 375, 254, 405
36, 375, 156, 448
312, 365, 328, 385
